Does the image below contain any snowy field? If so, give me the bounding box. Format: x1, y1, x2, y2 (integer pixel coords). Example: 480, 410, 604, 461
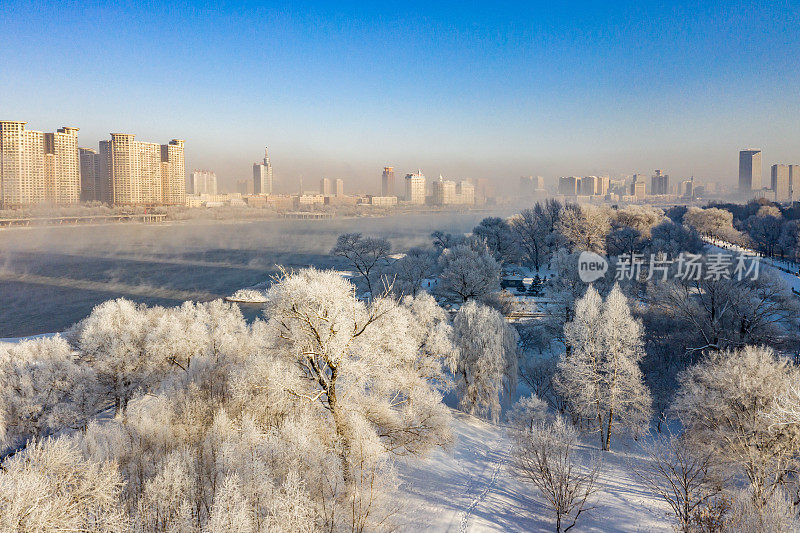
393, 411, 671, 532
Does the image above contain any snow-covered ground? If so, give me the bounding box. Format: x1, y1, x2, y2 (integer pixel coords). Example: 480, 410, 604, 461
393, 410, 671, 532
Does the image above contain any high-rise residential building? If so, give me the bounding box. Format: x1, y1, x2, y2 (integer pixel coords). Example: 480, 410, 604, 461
650, 169, 670, 195
137, 141, 163, 204
771, 164, 791, 202
79, 148, 101, 202
583, 176, 599, 195
335, 178, 344, 197
320, 177, 331, 195
432, 177, 475, 205
432, 177, 456, 205
630, 174, 647, 199
470, 177, 494, 204
558, 176, 580, 195
253, 147, 273, 194
97, 133, 185, 206
404, 172, 426, 204
381, 166, 395, 196
457, 180, 475, 204
1, 121, 83, 208
43, 127, 80, 204
598, 175, 610, 196
739, 149, 762, 192
161, 139, 186, 205
679, 178, 694, 199
790, 165, 800, 201
191, 170, 218, 195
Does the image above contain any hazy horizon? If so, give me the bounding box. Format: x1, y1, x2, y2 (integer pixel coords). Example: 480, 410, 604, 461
3, 1, 798, 193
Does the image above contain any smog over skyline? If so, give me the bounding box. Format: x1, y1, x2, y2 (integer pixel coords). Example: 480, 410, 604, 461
3, 1, 799, 191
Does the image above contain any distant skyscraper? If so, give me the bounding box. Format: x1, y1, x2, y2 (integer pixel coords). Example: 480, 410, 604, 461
320, 177, 331, 195
79, 147, 100, 202
335, 178, 344, 196
404, 172, 426, 204
191, 170, 218, 195
771, 164, 791, 202
739, 150, 762, 192
598, 175, 610, 196
790, 165, 800, 201
253, 147, 273, 194
558, 176, 580, 195
432, 177, 456, 205
381, 166, 395, 196
680, 178, 694, 199
631, 174, 647, 199
650, 169, 670, 195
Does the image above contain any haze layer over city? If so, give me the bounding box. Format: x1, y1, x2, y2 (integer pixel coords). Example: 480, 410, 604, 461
2, 2, 800, 532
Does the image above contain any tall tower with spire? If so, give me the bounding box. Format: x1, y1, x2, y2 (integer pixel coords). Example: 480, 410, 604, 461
253, 146, 273, 194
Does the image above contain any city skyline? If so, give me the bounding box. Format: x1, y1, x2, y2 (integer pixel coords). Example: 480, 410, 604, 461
2, 2, 799, 190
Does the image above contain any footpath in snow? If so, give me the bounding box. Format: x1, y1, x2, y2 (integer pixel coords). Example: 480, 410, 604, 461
393, 410, 671, 532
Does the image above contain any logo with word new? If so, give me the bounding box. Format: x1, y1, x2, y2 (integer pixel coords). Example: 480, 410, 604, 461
578, 251, 608, 283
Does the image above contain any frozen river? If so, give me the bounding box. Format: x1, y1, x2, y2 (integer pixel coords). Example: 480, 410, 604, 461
0, 210, 510, 337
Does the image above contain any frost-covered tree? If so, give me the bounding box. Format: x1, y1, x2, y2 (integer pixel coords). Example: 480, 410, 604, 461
473, 216, 517, 263
73, 298, 164, 414
650, 266, 800, 354
511, 416, 599, 533
745, 209, 783, 258
0, 336, 101, 448
683, 206, 738, 241
437, 243, 500, 303
509, 206, 553, 272
605, 226, 641, 257
612, 204, 665, 238
331, 233, 392, 298
724, 485, 800, 533
506, 393, 548, 432
556, 204, 611, 253
631, 427, 726, 533
648, 219, 704, 257
0, 438, 128, 532
556, 284, 651, 450
389, 246, 438, 297
671, 345, 800, 504
450, 301, 518, 422
265, 267, 452, 461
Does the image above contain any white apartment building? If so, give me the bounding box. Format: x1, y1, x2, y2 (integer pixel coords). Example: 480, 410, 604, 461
405, 172, 426, 204
1, 121, 81, 208
99, 133, 186, 206
191, 169, 218, 195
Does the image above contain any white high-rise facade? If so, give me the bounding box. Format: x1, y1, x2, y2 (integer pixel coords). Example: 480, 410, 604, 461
98, 133, 185, 206
405, 171, 426, 204
191, 169, 218, 195
253, 147, 273, 194
1, 121, 81, 208
771, 164, 791, 202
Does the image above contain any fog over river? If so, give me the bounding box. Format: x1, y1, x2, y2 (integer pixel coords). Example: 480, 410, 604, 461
0, 210, 514, 337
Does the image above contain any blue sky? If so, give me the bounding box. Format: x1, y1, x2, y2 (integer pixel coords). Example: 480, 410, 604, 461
2, 1, 799, 192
